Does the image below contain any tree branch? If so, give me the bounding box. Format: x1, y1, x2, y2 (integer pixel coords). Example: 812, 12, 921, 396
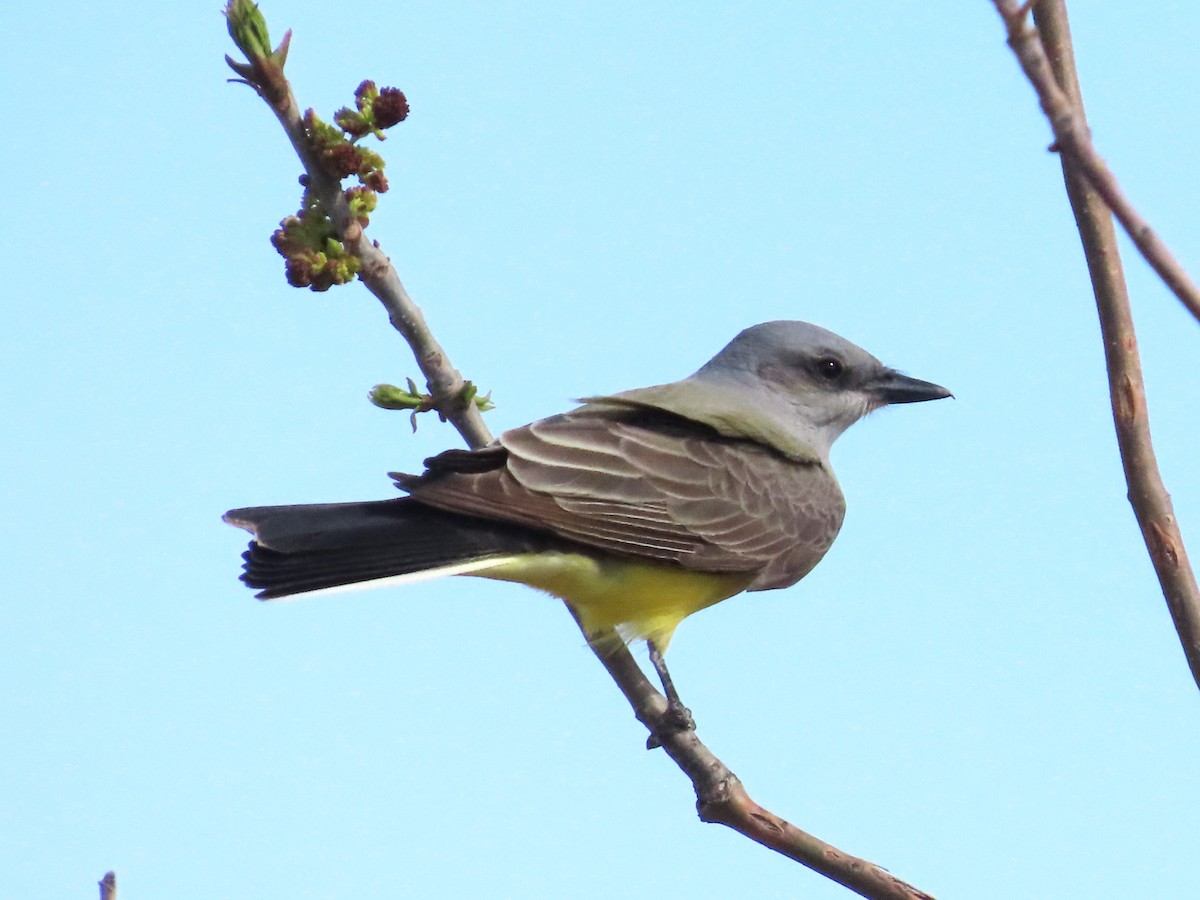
225, 4, 938, 896
225, 5, 489, 449
992, 0, 1200, 690
585, 631, 936, 900
991, 0, 1200, 324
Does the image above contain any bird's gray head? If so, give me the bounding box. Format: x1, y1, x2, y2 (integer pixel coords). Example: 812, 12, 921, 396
694, 321, 951, 455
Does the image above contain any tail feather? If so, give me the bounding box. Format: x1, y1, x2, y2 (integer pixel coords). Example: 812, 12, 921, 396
223, 498, 550, 600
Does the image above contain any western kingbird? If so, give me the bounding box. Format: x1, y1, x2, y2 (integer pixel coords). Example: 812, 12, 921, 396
225, 321, 949, 650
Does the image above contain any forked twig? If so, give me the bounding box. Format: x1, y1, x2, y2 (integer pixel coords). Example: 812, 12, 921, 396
993, 0, 1200, 324
992, 0, 1200, 690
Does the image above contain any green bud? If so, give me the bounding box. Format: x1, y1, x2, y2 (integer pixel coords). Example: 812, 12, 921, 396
225, 0, 272, 60
458, 381, 496, 412
345, 187, 377, 225
369, 382, 427, 411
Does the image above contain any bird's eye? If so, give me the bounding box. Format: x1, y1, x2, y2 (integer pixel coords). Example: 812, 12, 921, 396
816, 358, 844, 380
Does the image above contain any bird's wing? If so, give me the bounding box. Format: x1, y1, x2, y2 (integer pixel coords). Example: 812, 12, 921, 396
398, 410, 845, 588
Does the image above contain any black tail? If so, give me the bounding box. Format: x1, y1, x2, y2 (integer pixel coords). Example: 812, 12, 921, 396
223, 499, 547, 600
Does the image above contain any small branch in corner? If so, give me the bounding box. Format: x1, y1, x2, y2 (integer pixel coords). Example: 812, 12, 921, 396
993, 0, 1200, 324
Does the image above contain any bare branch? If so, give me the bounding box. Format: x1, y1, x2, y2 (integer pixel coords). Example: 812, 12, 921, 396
226, 5, 939, 896
993, 0, 1200, 690
586, 631, 936, 900
992, 0, 1200, 324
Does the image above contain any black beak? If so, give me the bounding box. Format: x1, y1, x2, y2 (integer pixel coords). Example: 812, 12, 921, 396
872, 369, 953, 405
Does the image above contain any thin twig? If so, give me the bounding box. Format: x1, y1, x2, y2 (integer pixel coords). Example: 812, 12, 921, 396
992, 0, 1200, 324
993, 0, 1200, 690
226, 7, 938, 897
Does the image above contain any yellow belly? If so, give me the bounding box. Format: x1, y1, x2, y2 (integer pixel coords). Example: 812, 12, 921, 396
470, 552, 754, 650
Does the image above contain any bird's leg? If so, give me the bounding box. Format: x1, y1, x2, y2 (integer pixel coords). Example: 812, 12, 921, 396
645, 640, 695, 749
648, 641, 685, 708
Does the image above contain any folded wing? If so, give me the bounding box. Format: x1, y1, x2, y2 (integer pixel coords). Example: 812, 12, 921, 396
396, 409, 845, 590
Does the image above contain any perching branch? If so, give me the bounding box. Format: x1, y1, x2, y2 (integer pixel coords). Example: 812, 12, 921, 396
993, 0, 1200, 691
223, 3, 937, 897
587, 635, 936, 900
992, 0, 1200, 325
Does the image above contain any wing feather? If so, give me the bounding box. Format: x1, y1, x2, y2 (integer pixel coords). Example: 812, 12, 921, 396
406, 410, 845, 587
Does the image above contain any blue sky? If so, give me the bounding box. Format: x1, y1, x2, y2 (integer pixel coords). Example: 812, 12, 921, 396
4, 3, 1200, 898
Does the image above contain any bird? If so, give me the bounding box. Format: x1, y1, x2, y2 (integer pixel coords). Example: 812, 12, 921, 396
224, 321, 950, 656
